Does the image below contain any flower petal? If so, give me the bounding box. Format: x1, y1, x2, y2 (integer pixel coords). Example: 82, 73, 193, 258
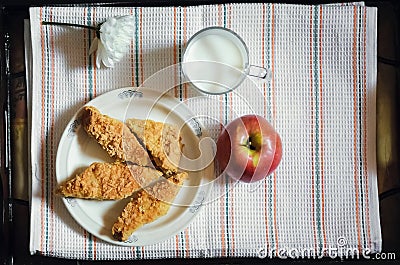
89, 37, 98, 55
96, 41, 105, 68
102, 56, 115, 68
91, 15, 135, 68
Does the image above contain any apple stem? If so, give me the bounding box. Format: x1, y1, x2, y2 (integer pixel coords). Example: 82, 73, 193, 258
246, 137, 256, 150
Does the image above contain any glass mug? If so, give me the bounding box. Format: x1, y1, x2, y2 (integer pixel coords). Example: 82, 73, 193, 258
182, 27, 271, 95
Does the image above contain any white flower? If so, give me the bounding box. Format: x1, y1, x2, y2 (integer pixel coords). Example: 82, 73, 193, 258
89, 15, 135, 68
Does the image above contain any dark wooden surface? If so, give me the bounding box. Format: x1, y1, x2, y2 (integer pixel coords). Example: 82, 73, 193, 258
1, 1, 399, 264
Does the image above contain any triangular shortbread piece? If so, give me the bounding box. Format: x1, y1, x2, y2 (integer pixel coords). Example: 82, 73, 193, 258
125, 118, 182, 174
57, 162, 163, 200
81, 106, 153, 167
112, 172, 188, 241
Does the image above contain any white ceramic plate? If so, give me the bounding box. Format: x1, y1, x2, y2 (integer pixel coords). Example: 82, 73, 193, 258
56, 87, 214, 246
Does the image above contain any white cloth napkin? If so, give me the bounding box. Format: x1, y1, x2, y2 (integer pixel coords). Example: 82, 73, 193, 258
27, 3, 380, 259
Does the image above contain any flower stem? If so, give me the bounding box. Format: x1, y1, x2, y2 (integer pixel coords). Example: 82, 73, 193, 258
42, 21, 97, 31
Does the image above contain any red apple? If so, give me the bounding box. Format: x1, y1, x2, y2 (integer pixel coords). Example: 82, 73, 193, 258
216, 114, 282, 183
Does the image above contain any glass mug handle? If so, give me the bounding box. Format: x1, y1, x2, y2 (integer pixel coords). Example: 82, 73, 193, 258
247, 65, 272, 80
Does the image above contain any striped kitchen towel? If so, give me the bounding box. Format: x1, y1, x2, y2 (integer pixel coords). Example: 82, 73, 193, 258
28, 3, 380, 260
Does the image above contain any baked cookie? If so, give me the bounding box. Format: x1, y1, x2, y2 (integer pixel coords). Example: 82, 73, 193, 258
125, 118, 182, 174
112, 172, 188, 241
57, 161, 163, 200
80, 106, 153, 167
